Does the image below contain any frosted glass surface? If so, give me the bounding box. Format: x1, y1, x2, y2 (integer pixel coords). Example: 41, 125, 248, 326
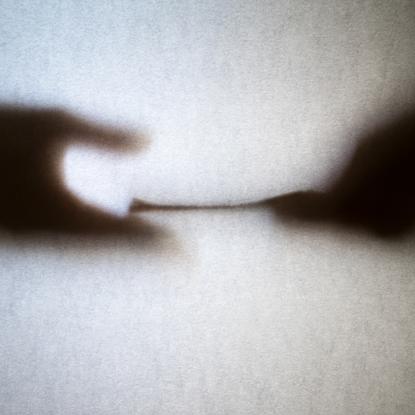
1, 0, 414, 204
1, 1, 415, 414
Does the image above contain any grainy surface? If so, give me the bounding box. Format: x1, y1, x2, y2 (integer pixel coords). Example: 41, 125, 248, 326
1, 209, 415, 415
0, 1, 415, 414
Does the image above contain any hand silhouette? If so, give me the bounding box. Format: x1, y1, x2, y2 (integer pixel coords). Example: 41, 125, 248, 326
268, 108, 415, 238
0, 105, 154, 235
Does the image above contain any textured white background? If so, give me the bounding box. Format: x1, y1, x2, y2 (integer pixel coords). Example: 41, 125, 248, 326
1, 1, 415, 414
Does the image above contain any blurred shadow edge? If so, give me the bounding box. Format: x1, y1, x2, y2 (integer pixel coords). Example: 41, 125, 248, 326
266, 106, 415, 239
0, 103, 164, 243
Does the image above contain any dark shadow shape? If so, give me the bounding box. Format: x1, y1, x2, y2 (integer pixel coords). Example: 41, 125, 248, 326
266, 108, 415, 238
0, 104, 159, 238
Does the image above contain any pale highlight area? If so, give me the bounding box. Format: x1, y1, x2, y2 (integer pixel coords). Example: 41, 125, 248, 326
1, 209, 414, 415
62, 144, 136, 217
0, 1, 414, 204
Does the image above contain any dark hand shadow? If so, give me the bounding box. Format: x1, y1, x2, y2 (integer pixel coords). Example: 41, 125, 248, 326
266, 108, 415, 239
0, 104, 160, 238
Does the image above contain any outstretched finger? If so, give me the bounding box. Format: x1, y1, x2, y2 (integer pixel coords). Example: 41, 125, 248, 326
40, 108, 145, 152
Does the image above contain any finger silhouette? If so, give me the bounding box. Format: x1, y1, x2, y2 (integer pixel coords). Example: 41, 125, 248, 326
0, 105, 156, 235
267, 108, 415, 238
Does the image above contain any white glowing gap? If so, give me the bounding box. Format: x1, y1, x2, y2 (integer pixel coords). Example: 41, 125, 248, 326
62, 144, 134, 217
